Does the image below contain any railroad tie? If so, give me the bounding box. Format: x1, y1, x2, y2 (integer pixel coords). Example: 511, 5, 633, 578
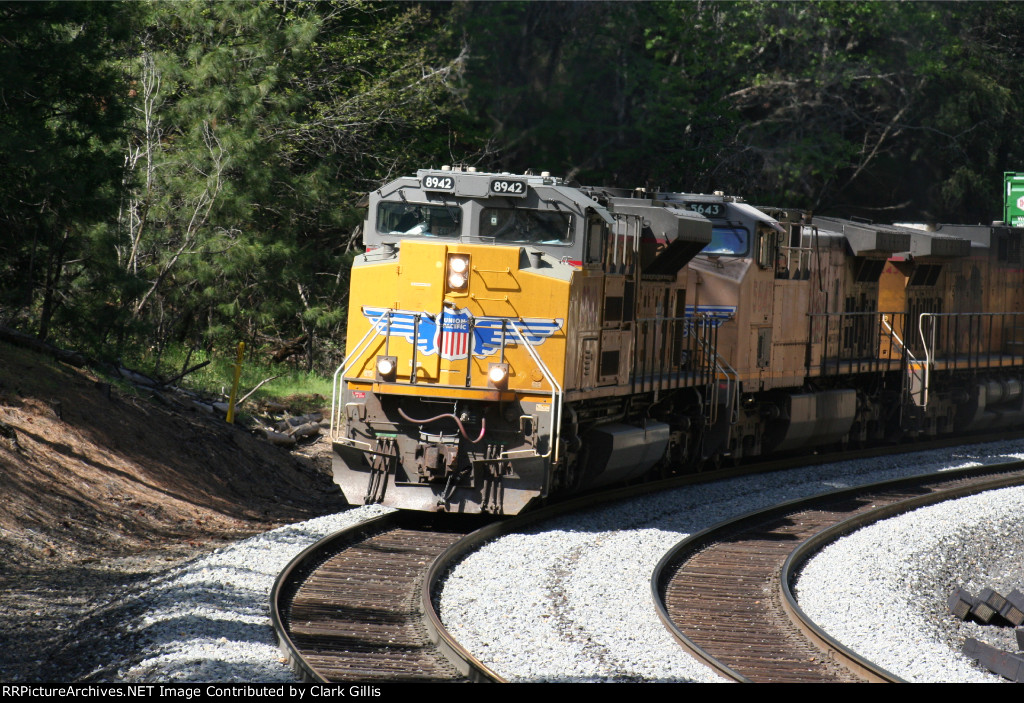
962, 638, 1024, 683
948, 588, 976, 621
1001, 589, 1024, 627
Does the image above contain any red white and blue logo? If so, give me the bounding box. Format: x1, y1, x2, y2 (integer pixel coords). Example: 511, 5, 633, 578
363, 305, 562, 361
438, 306, 472, 360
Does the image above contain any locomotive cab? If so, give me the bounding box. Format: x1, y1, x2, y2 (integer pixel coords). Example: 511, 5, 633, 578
333, 168, 597, 514
658, 192, 793, 388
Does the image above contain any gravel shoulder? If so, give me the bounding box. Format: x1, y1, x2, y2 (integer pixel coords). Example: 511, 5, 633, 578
795, 485, 1024, 683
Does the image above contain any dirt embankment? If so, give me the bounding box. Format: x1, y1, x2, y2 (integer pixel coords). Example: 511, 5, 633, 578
0, 339, 349, 681
0, 341, 346, 568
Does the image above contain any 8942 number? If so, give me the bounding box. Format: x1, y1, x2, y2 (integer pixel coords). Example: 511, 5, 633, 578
491, 179, 527, 196
421, 175, 454, 191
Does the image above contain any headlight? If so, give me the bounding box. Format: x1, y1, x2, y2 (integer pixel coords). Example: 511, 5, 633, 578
447, 254, 470, 291
488, 363, 509, 388
376, 355, 397, 380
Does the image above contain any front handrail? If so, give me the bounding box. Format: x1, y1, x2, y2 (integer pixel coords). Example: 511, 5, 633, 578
332, 307, 564, 464
331, 311, 388, 439
507, 319, 562, 463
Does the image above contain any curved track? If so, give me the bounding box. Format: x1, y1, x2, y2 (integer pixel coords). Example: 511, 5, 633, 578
652, 462, 1024, 683
273, 439, 1024, 684
271, 511, 498, 682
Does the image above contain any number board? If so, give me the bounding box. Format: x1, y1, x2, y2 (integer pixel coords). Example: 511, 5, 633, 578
490, 179, 528, 197
685, 202, 725, 218
421, 175, 455, 192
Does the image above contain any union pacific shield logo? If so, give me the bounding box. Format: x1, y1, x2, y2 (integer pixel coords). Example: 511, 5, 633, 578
362, 306, 563, 358
437, 307, 472, 360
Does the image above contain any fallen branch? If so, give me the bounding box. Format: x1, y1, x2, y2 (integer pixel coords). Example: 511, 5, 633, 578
262, 429, 297, 447
287, 422, 321, 439
161, 360, 211, 387
235, 375, 281, 407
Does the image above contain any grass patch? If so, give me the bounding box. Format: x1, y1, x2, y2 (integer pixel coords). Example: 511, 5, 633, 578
123, 345, 333, 409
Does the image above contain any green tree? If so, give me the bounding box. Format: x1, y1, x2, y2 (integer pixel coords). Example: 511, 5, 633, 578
0, 2, 133, 343
119, 1, 477, 372
902, 2, 1024, 222
457, 1, 1024, 222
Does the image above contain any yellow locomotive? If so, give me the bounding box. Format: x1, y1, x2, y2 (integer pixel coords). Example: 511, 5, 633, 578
331, 167, 1024, 514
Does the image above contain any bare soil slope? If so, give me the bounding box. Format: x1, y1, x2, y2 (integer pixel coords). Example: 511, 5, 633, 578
0, 340, 346, 681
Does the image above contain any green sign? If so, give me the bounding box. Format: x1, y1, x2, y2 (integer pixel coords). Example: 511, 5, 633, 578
1004, 172, 1024, 227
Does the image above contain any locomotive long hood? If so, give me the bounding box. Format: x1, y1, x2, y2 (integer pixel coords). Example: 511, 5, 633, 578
813, 217, 912, 257
607, 198, 712, 275
813, 216, 971, 260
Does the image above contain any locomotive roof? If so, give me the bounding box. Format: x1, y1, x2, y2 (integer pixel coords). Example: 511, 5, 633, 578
369, 167, 616, 223
653, 192, 786, 233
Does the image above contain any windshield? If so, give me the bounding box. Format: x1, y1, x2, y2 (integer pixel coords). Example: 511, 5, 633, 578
377, 202, 460, 237
479, 207, 574, 245
701, 226, 749, 256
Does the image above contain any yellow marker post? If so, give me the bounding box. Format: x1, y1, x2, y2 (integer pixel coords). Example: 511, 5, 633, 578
226, 342, 244, 423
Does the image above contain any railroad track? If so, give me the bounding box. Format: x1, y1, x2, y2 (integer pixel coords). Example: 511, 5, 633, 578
270, 511, 497, 682
272, 438, 1024, 684
652, 461, 1024, 683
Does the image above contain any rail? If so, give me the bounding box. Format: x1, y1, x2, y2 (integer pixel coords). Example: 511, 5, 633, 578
653, 460, 1024, 682
271, 512, 496, 683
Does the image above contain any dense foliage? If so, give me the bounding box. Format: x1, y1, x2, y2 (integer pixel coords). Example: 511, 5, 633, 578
3, 1, 1024, 373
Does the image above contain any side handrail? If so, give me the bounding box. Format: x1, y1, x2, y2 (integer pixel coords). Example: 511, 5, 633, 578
331, 310, 388, 439
689, 316, 738, 426
881, 314, 917, 362
918, 312, 936, 408
916, 311, 1024, 408
882, 313, 926, 407
507, 319, 563, 463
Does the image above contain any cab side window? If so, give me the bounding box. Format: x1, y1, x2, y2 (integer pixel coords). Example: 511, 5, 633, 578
586, 213, 606, 264
757, 224, 778, 270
